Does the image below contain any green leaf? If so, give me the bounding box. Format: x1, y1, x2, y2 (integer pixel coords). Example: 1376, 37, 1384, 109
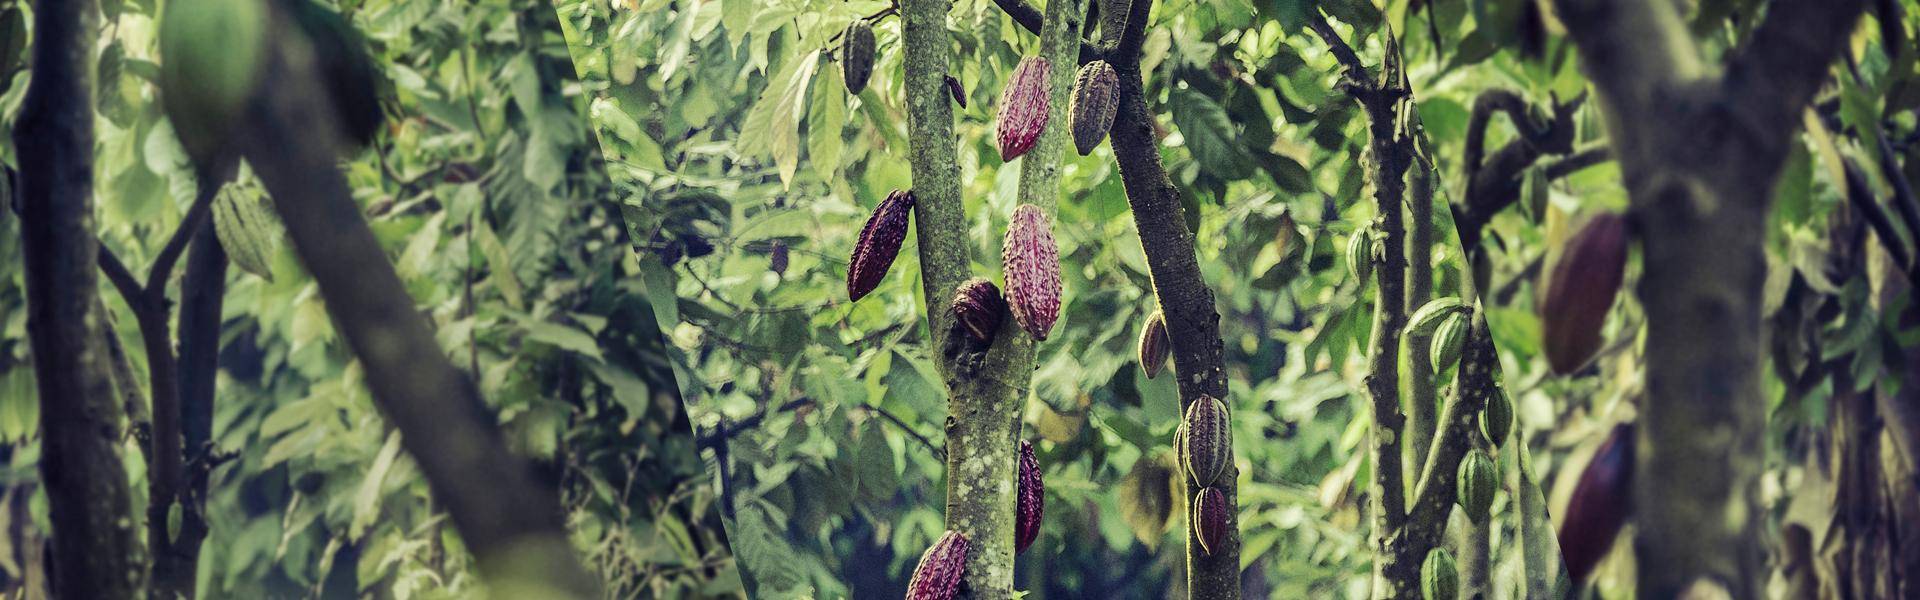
1170, 88, 1256, 181
351, 431, 404, 541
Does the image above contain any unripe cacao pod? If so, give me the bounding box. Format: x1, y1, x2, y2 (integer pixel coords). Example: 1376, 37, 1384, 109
768, 240, 789, 276
1069, 60, 1119, 155
906, 530, 969, 600
1192, 485, 1230, 557
1422, 548, 1459, 600
1456, 449, 1498, 524
1016, 440, 1043, 554
1430, 312, 1468, 373
945, 75, 967, 108
1407, 297, 1467, 338
1480, 389, 1512, 447
1541, 213, 1627, 375
1002, 204, 1062, 340
995, 56, 1052, 161
841, 21, 875, 95
951, 277, 1007, 347
847, 190, 915, 301
1138, 310, 1170, 379
1559, 423, 1633, 584
1178, 395, 1231, 487
160, 0, 269, 171
1346, 228, 1374, 284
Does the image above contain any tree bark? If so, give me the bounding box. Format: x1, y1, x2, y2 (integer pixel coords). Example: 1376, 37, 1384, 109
1550, 0, 1866, 595
14, 0, 144, 595
1405, 159, 1437, 487
152, 224, 227, 599
1100, 1, 1240, 596
236, 9, 596, 596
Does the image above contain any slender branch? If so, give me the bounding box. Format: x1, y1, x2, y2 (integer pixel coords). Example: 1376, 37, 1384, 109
1843, 160, 1914, 273
97, 244, 146, 312
239, 6, 597, 593
988, 0, 1106, 62
866, 404, 944, 459
1543, 146, 1612, 180
1405, 160, 1439, 483
143, 183, 218, 295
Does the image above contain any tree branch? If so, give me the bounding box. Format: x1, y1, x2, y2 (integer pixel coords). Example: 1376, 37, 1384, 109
1543, 146, 1612, 181
143, 183, 218, 295
990, 0, 1106, 63
238, 6, 596, 594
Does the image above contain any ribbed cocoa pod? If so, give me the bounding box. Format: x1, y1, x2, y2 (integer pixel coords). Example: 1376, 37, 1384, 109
1347, 228, 1374, 284
1138, 310, 1169, 379
1422, 548, 1459, 600
951, 277, 1006, 347
906, 530, 970, 600
1541, 213, 1627, 374
1192, 486, 1230, 557
1178, 395, 1231, 487
768, 240, 789, 276
847, 190, 915, 301
1068, 60, 1118, 155
1480, 389, 1512, 447
841, 21, 875, 95
1016, 440, 1043, 554
1456, 449, 1498, 524
1002, 204, 1062, 340
995, 56, 1052, 161
1430, 312, 1467, 373
944, 75, 967, 108
1559, 423, 1633, 584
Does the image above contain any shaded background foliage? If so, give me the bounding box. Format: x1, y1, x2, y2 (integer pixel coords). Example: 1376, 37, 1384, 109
0, 0, 736, 597
559, 0, 1568, 597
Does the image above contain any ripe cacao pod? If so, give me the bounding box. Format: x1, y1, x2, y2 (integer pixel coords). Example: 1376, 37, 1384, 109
1559, 423, 1633, 584
841, 21, 875, 95
906, 530, 970, 600
1016, 440, 1043, 554
160, 0, 269, 171
1138, 310, 1170, 379
1480, 389, 1512, 447
1430, 312, 1468, 374
1002, 204, 1062, 340
1541, 213, 1627, 374
768, 240, 789, 276
847, 190, 915, 301
1192, 485, 1230, 557
1346, 228, 1374, 284
944, 75, 967, 108
995, 56, 1052, 161
1422, 548, 1459, 600
1069, 60, 1119, 155
1178, 395, 1231, 487
1456, 449, 1498, 524
951, 277, 1007, 347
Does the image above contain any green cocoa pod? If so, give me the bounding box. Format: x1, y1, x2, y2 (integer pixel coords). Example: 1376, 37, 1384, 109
1430, 312, 1468, 374
841, 21, 875, 95
1407, 297, 1467, 338
1178, 395, 1231, 487
1422, 548, 1458, 600
1480, 389, 1513, 447
211, 180, 280, 281
1138, 310, 1169, 379
160, 0, 269, 171
1346, 228, 1373, 284
1456, 449, 1498, 524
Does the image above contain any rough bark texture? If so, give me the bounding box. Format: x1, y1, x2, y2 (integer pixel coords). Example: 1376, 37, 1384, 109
14, 0, 145, 596
1550, 0, 1866, 595
1104, 2, 1238, 597
237, 9, 595, 596
1404, 159, 1437, 487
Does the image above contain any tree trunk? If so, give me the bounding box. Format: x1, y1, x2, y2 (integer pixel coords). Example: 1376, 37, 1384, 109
13, 0, 144, 595
1549, 0, 1865, 595
1102, 2, 1240, 595
236, 9, 595, 596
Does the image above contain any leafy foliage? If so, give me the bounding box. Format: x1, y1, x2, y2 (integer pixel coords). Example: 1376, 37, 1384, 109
0, 0, 735, 597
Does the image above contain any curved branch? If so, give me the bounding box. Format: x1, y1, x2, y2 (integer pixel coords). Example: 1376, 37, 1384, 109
144, 183, 218, 295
